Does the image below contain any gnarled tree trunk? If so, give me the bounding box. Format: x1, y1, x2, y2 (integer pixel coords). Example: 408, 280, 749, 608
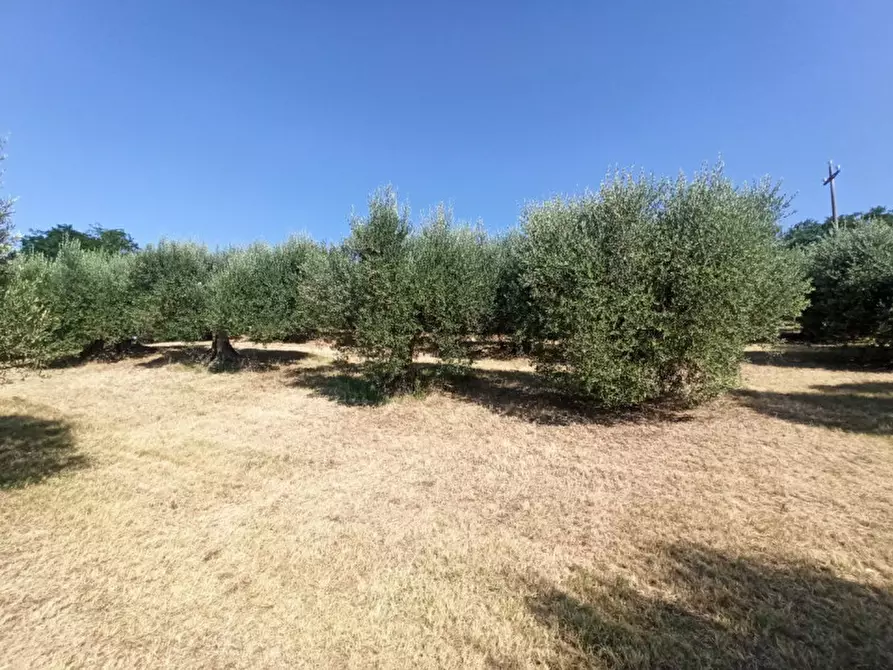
209, 330, 241, 367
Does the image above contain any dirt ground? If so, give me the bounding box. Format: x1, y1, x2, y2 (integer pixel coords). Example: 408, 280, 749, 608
1, 342, 892, 669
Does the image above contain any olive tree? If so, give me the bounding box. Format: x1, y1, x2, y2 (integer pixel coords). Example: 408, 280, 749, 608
522, 165, 809, 406
800, 221, 893, 344
340, 188, 418, 391
0, 241, 135, 366
128, 241, 213, 344
411, 206, 496, 366
206, 237, 329, 363
0, 254, 62, 368
486, 230, 537, 351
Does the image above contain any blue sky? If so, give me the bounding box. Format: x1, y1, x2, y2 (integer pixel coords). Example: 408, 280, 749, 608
2, 1, 891, 247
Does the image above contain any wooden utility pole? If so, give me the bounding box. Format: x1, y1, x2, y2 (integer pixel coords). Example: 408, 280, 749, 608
823, 161, 841, 231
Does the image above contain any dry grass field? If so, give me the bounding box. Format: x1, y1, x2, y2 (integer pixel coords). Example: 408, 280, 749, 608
1, 342, 892, 668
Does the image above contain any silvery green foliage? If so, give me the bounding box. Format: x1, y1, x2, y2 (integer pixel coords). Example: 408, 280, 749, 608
47, 242, 135, 352
208, 237, 327, 342
0, 241, 135, 365
0, 256, 62, 367
309, 244, 353, 333
801, 221, 893, 344
523, 165, 809, 406
523, 174, 660, 405
486, 230, 538, 349
128, 241, 213, 342
341, 187, 419, 390
411, 205, 496, 366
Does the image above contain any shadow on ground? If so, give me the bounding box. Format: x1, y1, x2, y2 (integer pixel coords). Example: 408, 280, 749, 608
138, 345, 313, 372
48, 341, 158, 369
745, 346, 893, 372
734, 381, 893, 435
286, 360, 693, 425
528, 543, 893, 669
286, 364, 388, 406
444, 368, 694, 426
0, 414, 86, 488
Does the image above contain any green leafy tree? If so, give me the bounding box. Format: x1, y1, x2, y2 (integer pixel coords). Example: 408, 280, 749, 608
523, 165, 809, 407
783, 206, 892, 249
412, 206, 496, 366
42, 242, 134, 355
341, 188, 418, 391
523, 174, 663, 405
208, 237, 328, 348
0, 256, 62, 368
93, 226, 139, 254
486, 230, 537, 351
0, 241, 135, 367
782, 218, 825, 248
650, 169, 809, 400
303, 243, 354, 335
21, 223, 138, 257
800, 221, 893, 343
128, 241, 212, 343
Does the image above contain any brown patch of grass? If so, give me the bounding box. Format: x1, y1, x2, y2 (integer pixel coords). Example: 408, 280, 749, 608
0, 342, 891, 667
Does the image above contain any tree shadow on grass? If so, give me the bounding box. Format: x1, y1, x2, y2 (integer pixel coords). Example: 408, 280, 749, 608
528, 543, 893, 669
744, 346, 893, 372
443, 368, 693, 427
734, 381, 893, 435
285, 362, 387, 406
138, 345, 313, 373
48, 341, 158, 369
286, 359, 693, 425
0, 414, 86, 488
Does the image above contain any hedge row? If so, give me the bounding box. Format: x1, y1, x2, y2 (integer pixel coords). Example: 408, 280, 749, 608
1, 166, 810, 406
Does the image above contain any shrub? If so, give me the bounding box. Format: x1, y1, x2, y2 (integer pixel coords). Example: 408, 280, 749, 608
46, 242, 135, 354
341, 188, 418, 391
487, 230, 539, 351
0, 242, 135, 365
0, 256, 63, 368
128, 241, 213, 342
522, 175, 663, 405
649, 169, 809, 400
412, 206, 496, 366
800, 222, 893, 344
522, 165, 808, 406
307, 244, 353, 335
208, 237, 327, 343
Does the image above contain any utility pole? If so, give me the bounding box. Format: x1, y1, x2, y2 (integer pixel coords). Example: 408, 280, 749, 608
823, 160, 841, 231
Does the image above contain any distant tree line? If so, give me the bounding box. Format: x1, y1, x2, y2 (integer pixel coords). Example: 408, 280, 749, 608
782, 206, 893, 249
783, 207, 893, 344
1, 153, 889, 405
20, 223, 138, 257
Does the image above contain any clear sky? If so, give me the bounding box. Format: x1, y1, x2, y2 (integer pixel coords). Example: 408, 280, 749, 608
2, 1, 891, 247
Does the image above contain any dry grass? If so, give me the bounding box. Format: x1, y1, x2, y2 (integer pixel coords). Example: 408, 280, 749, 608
1, 342, 892, 668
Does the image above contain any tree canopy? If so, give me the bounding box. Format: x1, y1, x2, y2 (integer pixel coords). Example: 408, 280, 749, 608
0, 165, 825, 406
21, 223, 138, 257
783, 206, 892, 248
